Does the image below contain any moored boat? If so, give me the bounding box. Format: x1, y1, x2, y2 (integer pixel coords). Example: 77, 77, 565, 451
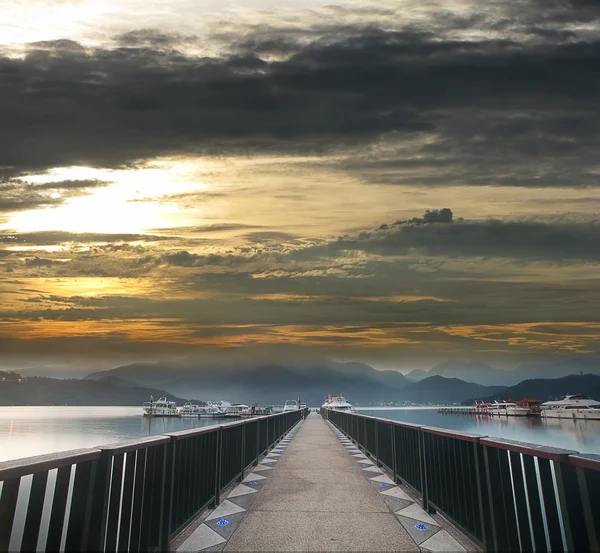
487, 401, 530, 416
541, 394, 600, 420
199, 400, 230, 418
142, 396, 179, 417
180, 402, 202, 418
321, 393, 353, 412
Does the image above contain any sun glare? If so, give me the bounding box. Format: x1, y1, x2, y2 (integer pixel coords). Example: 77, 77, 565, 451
5, 163, 211, 234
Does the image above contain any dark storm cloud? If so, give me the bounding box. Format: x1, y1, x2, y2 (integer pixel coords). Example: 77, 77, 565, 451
289, 213, 600, 262
0, 179, 110, 213
0, 231, 173, 245
1, 2, 599, 186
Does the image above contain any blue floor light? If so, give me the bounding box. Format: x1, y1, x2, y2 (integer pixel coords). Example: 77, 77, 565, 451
415, 523, 428, 530
217, 519, 229, 526
379, 483, 388, 487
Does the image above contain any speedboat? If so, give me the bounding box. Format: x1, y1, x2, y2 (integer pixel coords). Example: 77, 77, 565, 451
321, 393, 353, 412
179, 402, 202, 418
283, 399, 299, 412
541, 394, 600, 420
487, 401, 530, 416
142, 396, 179, 417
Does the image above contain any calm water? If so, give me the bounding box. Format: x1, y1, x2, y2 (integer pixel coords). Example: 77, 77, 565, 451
0, 406, 222, 462
355, 407, 600, 454
1, 406, 598, 462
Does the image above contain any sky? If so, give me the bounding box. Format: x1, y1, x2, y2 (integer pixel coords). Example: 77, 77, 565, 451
0, 0, 599, 374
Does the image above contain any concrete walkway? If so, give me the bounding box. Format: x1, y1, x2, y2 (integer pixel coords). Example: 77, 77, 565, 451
177, 413, 470, 552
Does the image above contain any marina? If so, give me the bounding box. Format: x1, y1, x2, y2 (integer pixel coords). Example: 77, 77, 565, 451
1, 409, 598, 553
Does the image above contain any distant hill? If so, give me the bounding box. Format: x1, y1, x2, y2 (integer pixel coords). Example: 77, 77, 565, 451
87, 359, 413, 406
465, 374, 600, 405
0, 373, 188, 406
395, 376, 505, 404
404, 358, 600, 386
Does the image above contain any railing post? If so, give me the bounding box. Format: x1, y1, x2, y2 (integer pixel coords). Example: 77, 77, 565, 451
159, 440, 176, 552
239, 423, 246, 482
255, 420, 260, 466
375, 420, 380, 467
86, 451, 112, 551
391, 424, 397, 483
214, 428, 222, 508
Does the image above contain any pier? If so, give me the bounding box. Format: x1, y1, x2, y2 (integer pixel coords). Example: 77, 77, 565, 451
0, 409, 598, 552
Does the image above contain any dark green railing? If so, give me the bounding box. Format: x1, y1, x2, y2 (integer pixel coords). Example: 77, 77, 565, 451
324, 409, 599, 552
0, 409, 307, 552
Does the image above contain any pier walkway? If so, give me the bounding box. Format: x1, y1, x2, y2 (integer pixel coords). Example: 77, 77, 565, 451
176, 413, 471, 552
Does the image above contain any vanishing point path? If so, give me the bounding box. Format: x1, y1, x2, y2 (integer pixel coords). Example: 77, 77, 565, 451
176, 412, 473, 552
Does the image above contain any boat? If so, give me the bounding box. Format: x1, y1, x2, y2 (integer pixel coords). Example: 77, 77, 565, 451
199, 400, 230, 418
321, 393, 353, 412
487, 401, 530, 416
541, 394, 600, 420
180, 402, 202, 418
142, 396, 179, 417
221, 404, 250, 418
283, 399, 299, 412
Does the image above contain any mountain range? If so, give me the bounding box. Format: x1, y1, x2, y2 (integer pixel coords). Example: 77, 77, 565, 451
404, 358, 600, 387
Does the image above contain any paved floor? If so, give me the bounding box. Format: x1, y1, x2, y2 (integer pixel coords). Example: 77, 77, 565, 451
177, 413, 469, 552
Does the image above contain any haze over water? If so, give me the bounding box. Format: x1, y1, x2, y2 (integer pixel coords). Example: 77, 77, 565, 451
1, 406, 598, 463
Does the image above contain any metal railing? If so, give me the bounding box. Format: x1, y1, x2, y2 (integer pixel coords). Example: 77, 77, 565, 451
324, 409, 599, 552
0, 409, 307, 552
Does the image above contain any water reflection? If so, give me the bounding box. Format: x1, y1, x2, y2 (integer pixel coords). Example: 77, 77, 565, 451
0, 406, 224, 462
356, 408, 600, 453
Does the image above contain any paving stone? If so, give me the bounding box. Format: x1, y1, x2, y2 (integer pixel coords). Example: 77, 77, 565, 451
252, 464, 273, 472
396, 504, 438, 525
419, 529, 465, 551
205, 511, 245, 541
362, 466, 383, 473
380, 494, 413, 513
396, 515, 441, 546
369, 474, 395, 485
242, 472, 266, 482
177, 524, 226, 551
222, 484, 257, 499
381, 486, 412, 501
205, 500, 247, 521
226, 491, 258, 510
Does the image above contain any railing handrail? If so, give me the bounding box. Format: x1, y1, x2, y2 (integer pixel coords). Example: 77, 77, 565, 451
0, 448, 102, 480
331, 409, 600, 468
97, 435, 171, 454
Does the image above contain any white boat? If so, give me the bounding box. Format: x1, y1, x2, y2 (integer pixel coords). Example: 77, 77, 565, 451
321, 393, 353, 412
199, 400, 230, 418
142, 396, 179, 417
222, 404, 250, 418
487, 401, 530, 417
283, 399, 299, 412
180, 402, 202, 418
541, 394, 600, 420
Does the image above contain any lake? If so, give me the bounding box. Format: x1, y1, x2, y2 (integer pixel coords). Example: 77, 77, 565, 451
355, 407, 600, 454
0, 405, 598, 462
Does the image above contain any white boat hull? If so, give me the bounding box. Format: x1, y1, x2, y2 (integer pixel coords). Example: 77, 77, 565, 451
542, 409, 600, 420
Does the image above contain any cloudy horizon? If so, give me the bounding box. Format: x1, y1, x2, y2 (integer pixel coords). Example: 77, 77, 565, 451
1, 0, 599, 375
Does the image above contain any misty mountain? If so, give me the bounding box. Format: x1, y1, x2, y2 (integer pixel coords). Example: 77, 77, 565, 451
404, 358, 600, 386
467, 374, 600, 405
395, 376, 505, 404
0, 374, 186, 406
88, 359, 413, 406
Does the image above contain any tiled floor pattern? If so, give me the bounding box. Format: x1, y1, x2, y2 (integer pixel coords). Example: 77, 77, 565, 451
176, 422, 303, 552
327, 422, 468, 553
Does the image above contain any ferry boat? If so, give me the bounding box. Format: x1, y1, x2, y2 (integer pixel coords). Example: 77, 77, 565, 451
222, 404, 250, 418
541, 394, 600, 420
199, 401, 230, 418
487, 401, 530, 416
142, 396, 179, 417
180, 402, 202, 418
321, 393, 353, 412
